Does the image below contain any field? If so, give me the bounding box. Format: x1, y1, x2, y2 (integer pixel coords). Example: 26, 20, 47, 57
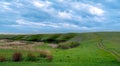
0, 32, 120, 66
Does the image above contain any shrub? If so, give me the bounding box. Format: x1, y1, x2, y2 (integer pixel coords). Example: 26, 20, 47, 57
39, 51, 47, 58
12, 52, 22, 62
39, 50, 53, 61
58, 42, 80, 49
0, 56, 6, 62
46, 54, 53, 61
26, 53, 37, 61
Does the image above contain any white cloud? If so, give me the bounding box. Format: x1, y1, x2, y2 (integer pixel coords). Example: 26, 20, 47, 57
32, 0, 57, 16
13, 19, 83, 29
16, 19, 46, 26
71, 2, 105, 16
0, 2, 12, 11
0, 0, 110, 33
33, 0, 52, 8
58, 23, 79, 28
89, 6, 104, 16
71, 2, 86, 10
57, 11, 72, 19
2, 2, 11, 5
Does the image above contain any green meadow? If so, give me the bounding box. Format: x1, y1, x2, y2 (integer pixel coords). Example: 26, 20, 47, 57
0, 32, 120, 66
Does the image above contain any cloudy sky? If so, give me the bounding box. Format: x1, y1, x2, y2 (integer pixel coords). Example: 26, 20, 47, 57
0, 0, 120, 33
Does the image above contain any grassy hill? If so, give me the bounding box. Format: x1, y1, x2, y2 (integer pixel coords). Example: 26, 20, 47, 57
0, 32, 120, 66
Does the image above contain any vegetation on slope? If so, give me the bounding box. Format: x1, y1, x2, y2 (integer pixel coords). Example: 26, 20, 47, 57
0, 33, 76, 43
0, 32, 120, 66
58, 41, 80, 49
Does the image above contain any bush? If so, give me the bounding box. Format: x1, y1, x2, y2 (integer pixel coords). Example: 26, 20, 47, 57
58, 42, 80, 49
39, 50, 53, 61
12, 52, 22, 62
39, 51, 48, 58
0, 56, 6, 62
26, 53, 37, 61
46, 54, 53, 61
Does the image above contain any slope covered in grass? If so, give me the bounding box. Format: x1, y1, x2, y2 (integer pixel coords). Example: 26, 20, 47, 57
0, 33, 76, 43
0, 32, 120, 66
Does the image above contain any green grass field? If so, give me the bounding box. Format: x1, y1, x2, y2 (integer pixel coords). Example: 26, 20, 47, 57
0, 32, 120, 66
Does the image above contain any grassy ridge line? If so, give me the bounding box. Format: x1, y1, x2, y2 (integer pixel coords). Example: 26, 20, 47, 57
96, 34, 120, 62
0, 33, 77, 43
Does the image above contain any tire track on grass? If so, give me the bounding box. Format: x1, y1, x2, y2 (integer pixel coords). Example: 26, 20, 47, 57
95, 34, 120, 62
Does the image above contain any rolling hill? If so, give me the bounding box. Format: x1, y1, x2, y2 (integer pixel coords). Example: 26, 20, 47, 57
0, 32, 120, 66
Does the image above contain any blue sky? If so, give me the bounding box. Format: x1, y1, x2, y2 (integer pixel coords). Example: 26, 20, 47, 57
0, 0, 120, 34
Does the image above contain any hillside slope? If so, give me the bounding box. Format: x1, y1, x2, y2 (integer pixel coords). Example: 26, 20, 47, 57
0, 32, 120, 66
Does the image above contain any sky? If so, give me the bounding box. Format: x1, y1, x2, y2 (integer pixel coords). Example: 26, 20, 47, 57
0, 0, 120, 34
